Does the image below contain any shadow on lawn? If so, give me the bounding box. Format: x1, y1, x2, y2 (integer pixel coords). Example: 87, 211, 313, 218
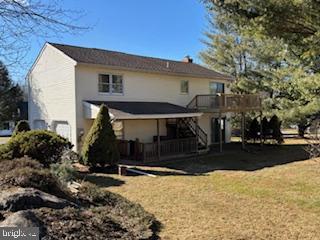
83, 174, 125, 187
122, 142, 310, 176
127, 168, 199, 177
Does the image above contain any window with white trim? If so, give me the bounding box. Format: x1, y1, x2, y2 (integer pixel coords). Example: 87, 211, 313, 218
98, 74, 123, 94
180, 80, 189, 94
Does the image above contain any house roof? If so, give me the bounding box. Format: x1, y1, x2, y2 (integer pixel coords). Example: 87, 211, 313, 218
50, 43, 233, 80
84, 101, 202, 119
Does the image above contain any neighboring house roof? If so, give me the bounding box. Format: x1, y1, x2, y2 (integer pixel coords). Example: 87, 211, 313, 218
50, 43, 233, 81
84, 101, 202, 120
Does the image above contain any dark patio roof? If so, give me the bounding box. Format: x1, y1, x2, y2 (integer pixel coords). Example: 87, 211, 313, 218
86, 101, 198, 115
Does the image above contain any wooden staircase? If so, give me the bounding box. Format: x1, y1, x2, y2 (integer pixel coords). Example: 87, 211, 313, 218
176, 118, 208, 150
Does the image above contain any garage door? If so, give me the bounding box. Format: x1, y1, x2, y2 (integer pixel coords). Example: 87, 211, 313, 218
54, 122, 71, 140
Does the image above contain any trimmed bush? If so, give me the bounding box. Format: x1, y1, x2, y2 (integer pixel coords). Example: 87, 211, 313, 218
248, 118, 260, 141
0, 144, 10, 160
262, 117, 270, 138
12, 120, 30, 136
81, 104, 119, 168
50, 153, 78, 184
269, 115, 283, 144
0, 130, 72, 166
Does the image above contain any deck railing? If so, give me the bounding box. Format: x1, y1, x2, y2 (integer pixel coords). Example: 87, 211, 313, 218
117, 139, 144, 160
118, 137, 197, 162
187, 94, 261, 112
143, 137, 197, 162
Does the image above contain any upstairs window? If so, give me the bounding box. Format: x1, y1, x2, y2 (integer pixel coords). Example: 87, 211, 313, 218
112, 75, 123, 94
98, 74, 110, 93
98, 74, 123, 94
209, 82, 224, 94
180, 80, 189, 94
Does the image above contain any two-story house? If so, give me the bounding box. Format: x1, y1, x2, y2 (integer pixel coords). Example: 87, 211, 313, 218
28, 43, 260, 162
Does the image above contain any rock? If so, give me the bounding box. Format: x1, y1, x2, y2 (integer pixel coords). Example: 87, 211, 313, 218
0, 210, 39, 228
0, 210, 46, 238
0, 188, 77, 212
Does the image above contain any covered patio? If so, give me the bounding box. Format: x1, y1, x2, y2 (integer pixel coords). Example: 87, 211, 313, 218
83, 101, 204, 162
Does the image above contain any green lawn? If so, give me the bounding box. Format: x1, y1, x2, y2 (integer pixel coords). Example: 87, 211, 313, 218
88, 141, 320, 239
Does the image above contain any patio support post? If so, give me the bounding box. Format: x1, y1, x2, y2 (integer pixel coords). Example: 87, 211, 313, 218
195, 117, 199, 153
219, 111, 223, 153
157, 119, 160, 161
241, 112, 246, 150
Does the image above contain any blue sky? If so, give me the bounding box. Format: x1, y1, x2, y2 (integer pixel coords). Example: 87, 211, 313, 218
15, 0, 208, 84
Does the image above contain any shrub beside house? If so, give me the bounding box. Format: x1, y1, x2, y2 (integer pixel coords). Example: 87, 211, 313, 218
81, 104, 119, 169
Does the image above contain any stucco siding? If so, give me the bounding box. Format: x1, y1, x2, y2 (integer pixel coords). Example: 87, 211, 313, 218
28, 44, 77, 148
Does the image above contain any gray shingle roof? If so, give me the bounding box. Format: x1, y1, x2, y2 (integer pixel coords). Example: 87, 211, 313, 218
50, 43, 233, 80
86, 101, 198, 115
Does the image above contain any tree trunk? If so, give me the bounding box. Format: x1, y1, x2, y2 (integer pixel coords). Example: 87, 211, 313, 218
298, 124, 308, 138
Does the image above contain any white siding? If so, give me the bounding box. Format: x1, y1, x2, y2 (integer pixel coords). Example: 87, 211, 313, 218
75, 65, 231, 146
28, 44, 78, 149
123, 119, 166, 143
29, 44, 232, 151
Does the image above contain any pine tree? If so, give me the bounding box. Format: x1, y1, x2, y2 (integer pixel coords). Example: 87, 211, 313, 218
261, 117, 270, 140
200, 1, 320, 136
0, 62, 22, 124
81, 104, 119, 168
248, 118, 260, 142
12, 120, 30, 136
202, 0, 320, 73
269, 115, 283, 144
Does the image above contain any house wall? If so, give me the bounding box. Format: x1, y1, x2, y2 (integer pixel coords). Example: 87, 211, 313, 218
82, 119, 166, 144
28, 44, 78, 149
75, 65, 232, 147
198, 112, 232, 145
123, 119, 166, 143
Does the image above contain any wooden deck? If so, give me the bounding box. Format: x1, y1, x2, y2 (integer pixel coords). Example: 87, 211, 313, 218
187, 94, 262, 113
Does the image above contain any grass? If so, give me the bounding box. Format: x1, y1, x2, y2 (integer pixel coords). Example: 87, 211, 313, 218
63, 140, 320, 239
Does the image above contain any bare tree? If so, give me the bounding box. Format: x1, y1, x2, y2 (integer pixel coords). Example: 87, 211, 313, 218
0, 0, 88, 67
